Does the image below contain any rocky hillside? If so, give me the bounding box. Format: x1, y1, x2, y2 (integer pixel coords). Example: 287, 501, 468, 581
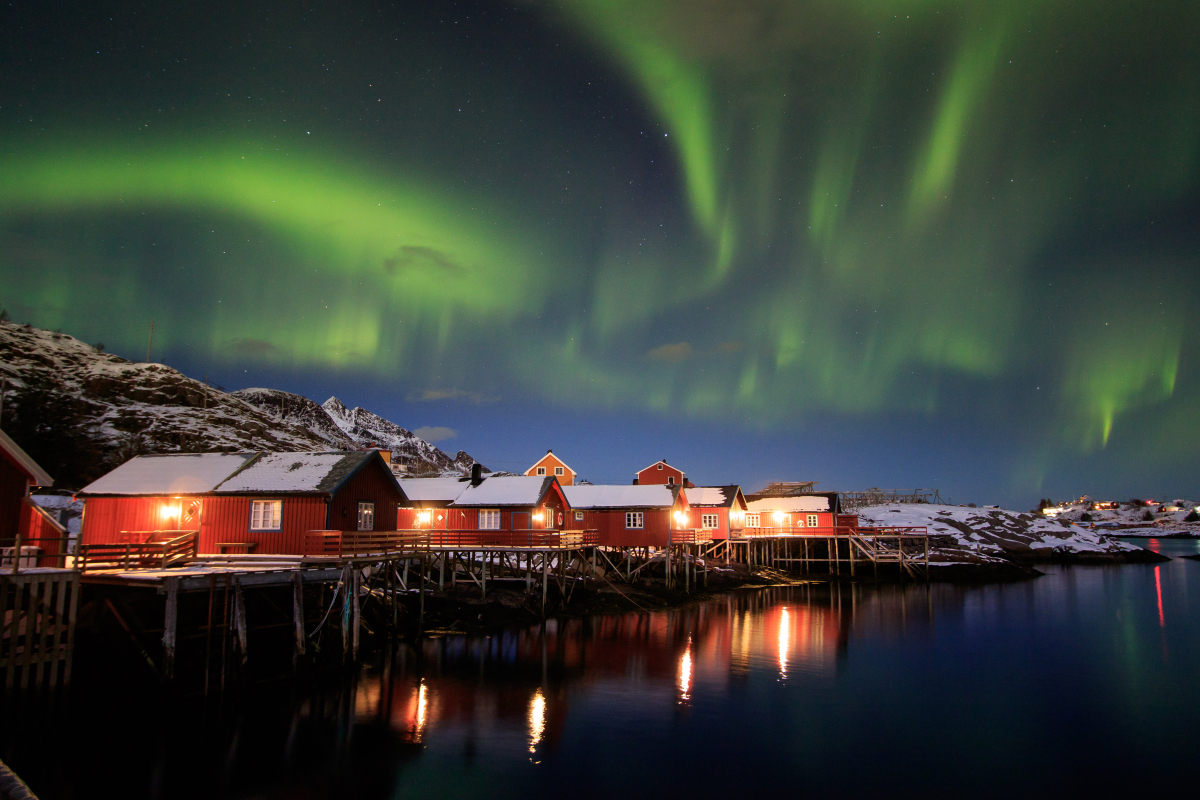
232, 389, 484, 475
0, 320, 484, 488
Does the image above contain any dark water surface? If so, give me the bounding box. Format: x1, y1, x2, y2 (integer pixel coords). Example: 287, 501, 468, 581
6, 557, 1198, 798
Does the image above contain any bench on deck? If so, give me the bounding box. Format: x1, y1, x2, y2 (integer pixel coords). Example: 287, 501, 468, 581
216, 542, 258, 554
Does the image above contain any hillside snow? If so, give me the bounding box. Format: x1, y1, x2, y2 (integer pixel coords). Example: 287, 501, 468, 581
857, 504, 1142, 564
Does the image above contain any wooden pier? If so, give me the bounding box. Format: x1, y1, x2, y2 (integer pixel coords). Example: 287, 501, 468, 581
708, 526, 930, 579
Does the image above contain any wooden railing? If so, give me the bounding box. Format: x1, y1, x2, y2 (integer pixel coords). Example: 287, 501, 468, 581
1, 536, 72, 572
77, 531, 198, 573
424, 529, 599, 549
304, 530, 431, 558
669, 528, 714, 545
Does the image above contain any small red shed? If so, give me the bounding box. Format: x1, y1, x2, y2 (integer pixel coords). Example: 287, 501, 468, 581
633, 459, 687, 487
562, 484, 690, 548
77, 450, 407, 555
683, 486, 748, 541
1, 427, 67, 567
743, 492, 838, 535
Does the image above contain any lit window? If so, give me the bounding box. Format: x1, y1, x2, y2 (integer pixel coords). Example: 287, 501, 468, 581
625, 512, 644, 529
554, 466, 564, 476
357, 502, 375, 531
479, 509, 500, 530
536, 467, 546, 476
250, 500, 282, 531
701, 514, 718, 529
807, 514, 819, 528
746, 513, 760, 528
575, 510, 584, 522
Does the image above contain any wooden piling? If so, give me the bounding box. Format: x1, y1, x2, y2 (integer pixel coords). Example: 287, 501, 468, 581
162, 576, 179, 680
293, 571, 306, 664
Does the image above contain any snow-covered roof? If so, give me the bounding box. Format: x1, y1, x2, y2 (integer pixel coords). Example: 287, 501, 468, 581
564, 484, 678, 509
216, 451, 381, 494
747, 495, 829, 513
685, 486, 744, 508
399, 476, 469, 503
0, 427, 54, 487
80, 453, 257, 496
451, 476, 555, 507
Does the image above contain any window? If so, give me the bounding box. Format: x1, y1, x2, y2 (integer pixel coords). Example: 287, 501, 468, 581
357, 502, 375, 531
479, 509, 500, 530
536, 467, 546, 475
746, 513, 760, 528
657, 464, 663, 470
625, 512, 644, 529
701, 514, 718, 529
807, 514, 819, 528
575, 510, 584, 522
554, 466, 564, 476
667, 476, 675, 485
250, 500, 282, 531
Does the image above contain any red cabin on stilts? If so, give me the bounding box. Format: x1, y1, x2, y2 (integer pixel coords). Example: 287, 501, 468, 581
1, 428, 66, 568
563, 484, 692, 548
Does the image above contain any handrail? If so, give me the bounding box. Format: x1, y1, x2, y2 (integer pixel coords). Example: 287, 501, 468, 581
423, 528, 599, 549
78, 530, 198, 572
304, 530, 431, 558
1, 536, 72, 572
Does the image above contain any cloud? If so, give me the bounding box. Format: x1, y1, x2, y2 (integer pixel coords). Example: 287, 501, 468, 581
407, 388, 500, 404
414, 426, 458, 443
225, 338, 287, 358
645, 342, 693, 363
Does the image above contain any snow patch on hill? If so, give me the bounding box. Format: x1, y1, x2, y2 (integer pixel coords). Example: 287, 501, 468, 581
857, 504, 1141, 563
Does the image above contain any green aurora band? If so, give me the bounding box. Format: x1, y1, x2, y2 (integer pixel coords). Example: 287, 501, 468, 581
1, 0, 1199, 487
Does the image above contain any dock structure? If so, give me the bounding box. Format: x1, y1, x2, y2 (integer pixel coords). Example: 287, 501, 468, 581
710, 527, 931, 579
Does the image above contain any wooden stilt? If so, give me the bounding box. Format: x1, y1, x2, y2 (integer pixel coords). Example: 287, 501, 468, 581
234, 577, 248, 665
162, 576, 179, 681
351, 567, 361, 662
204, 575, 215, 695
293, 571, 306, 666
542, 554, 549, 616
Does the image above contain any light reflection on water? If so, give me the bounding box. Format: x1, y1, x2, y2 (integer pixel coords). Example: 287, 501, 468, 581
5, 559, 1200, 799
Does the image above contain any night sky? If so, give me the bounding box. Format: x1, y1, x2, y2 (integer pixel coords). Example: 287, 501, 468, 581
2, 1, 1198, 505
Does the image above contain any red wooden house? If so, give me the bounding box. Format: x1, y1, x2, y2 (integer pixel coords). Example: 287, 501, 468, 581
633, 459, 687, 487
743, 492, 839, 536
562, 484, 691, 548
524, 450, 577, 486
683, 486, 748, 541
1, 427, 67, 567
77, 450, 406, 556
396, 475, 472, 529
435, 475, 572, 546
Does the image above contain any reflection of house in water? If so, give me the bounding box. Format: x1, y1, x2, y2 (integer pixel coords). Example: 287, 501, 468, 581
350, 586, 864, 755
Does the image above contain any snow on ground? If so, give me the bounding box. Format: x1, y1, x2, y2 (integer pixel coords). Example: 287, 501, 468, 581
856, 504, 1142, 564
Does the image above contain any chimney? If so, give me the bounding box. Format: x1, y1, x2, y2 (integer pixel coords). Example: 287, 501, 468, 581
547, 448, 553, 453
471, 462, 483, 485
632, 478, 639, 485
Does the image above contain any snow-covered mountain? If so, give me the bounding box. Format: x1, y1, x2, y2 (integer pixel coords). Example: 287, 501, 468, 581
232, 389, 485, 476
0, 320, 484, 486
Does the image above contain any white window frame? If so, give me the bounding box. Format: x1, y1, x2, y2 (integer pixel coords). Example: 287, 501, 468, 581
625, 511, 644, 529
807, 514, 819, 528
657, 464, 663, 470
250, 500, 282, 531
701, 514, 718, 529
575, 510, 584, 522
667, 476, 675, 485
745, 513, 760, 528
357, 502, 375, 532
554, 466, 564, 476
479, 509, 501, 530
536, 467, 546, 475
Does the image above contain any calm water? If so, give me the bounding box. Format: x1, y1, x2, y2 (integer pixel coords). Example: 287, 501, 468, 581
7, 553, 1199, 798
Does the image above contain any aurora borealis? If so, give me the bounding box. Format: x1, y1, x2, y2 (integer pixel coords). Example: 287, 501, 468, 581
2, 1, 1198, 502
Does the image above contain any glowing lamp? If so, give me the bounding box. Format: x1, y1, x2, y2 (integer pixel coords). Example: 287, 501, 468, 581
417, 511, 431, 525
674, 511, 686, 525
160, 503, 182, 522
533, 512, 544, 521
773, 511, 785, 523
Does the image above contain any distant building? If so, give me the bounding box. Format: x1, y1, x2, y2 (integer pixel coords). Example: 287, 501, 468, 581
525, 450, 577, 486
634, 459, 687, 487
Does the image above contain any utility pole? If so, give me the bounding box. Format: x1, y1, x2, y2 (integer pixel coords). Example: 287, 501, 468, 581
146, 320, 155, 363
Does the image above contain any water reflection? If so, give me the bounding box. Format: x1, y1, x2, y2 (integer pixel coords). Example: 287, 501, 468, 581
6, 565, 1200, 799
